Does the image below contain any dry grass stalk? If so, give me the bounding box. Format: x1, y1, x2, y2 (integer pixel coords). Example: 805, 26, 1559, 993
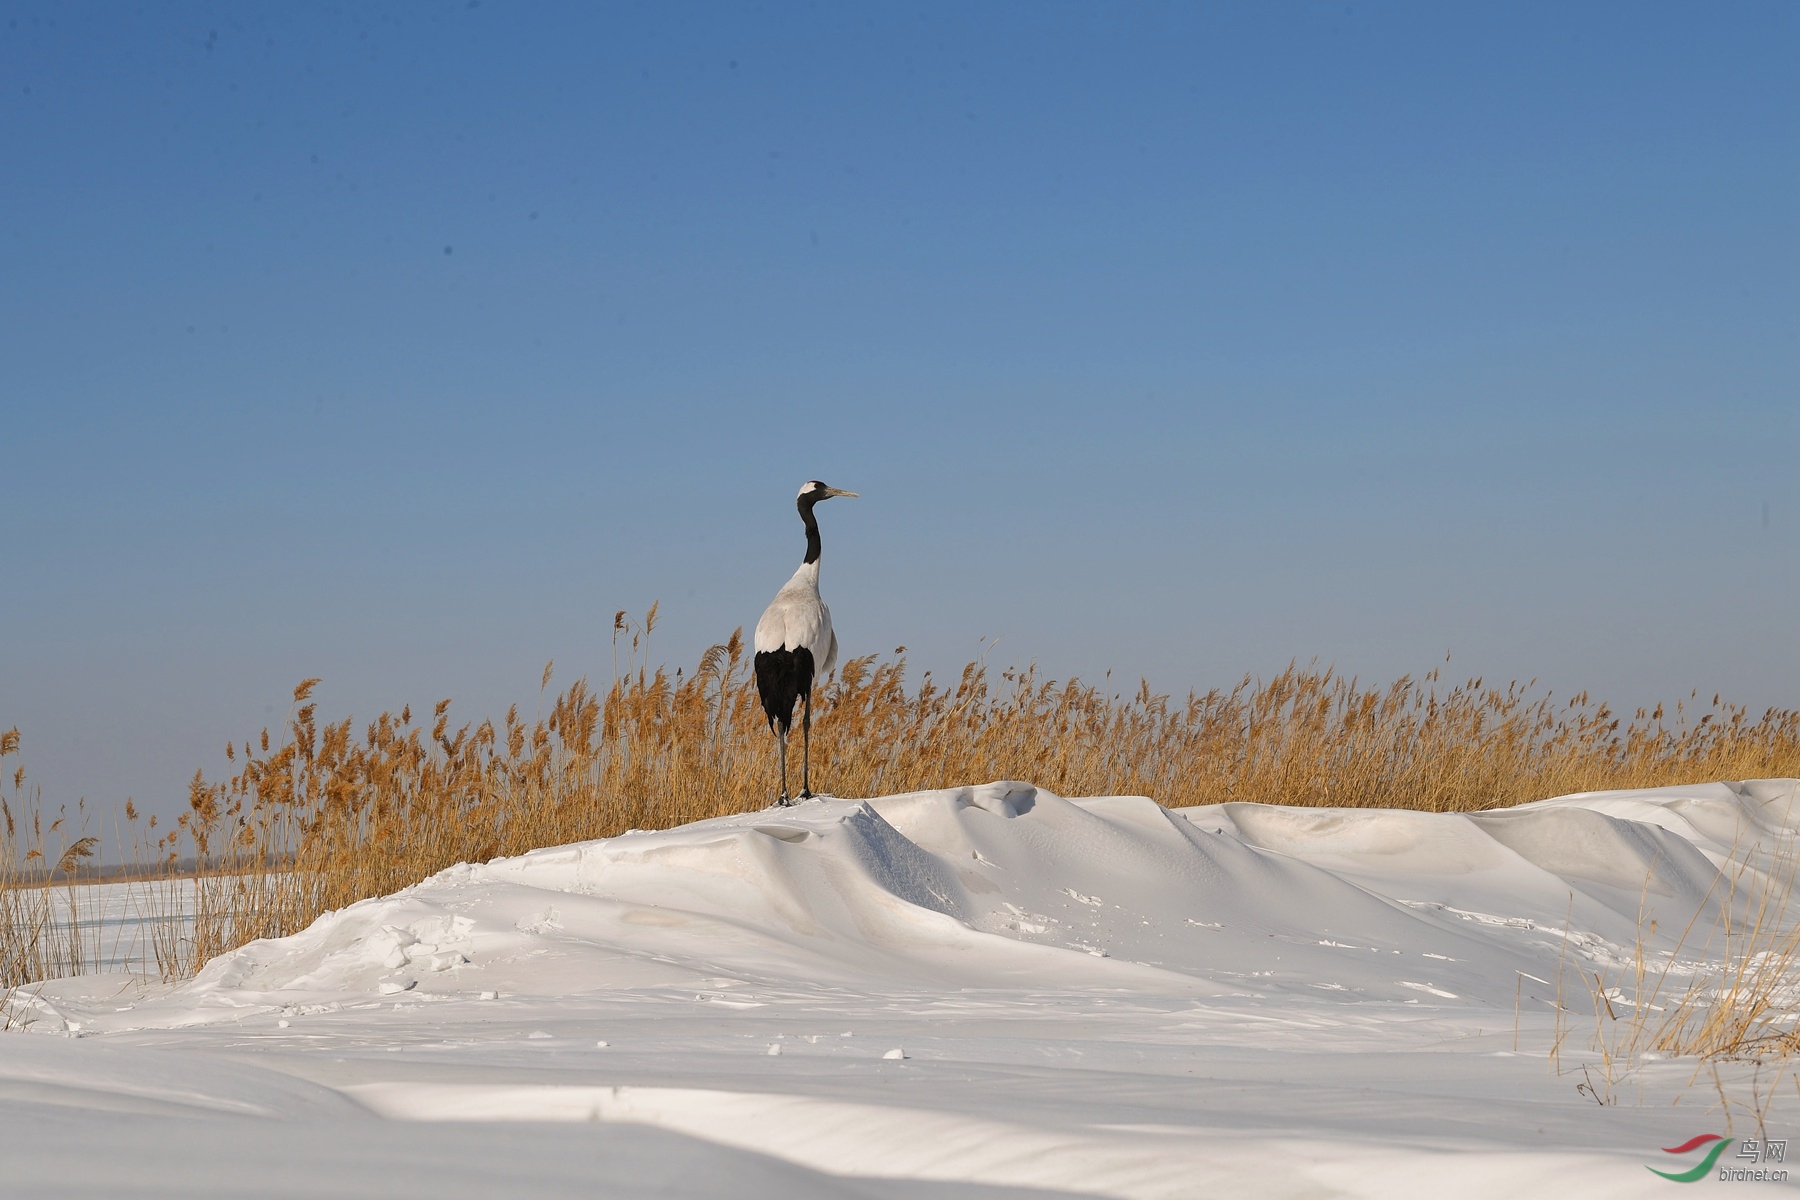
0, 728, 100, 989
152, 628, 1800, 979
6, 618, 1800, 985
1585, 793, 1800, 1077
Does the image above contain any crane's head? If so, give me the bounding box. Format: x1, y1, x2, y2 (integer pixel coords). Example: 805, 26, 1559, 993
798, 480, 858, 503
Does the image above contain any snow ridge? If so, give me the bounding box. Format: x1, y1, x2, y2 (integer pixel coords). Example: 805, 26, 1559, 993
45, 777, 1795, 1028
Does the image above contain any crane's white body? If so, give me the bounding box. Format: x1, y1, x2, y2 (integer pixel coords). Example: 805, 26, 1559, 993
754, 559, 838, 676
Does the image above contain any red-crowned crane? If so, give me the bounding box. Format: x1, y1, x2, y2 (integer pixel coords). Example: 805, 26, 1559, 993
754, 480, 858, 804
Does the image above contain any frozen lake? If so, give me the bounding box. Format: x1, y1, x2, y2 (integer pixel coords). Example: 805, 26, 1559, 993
25, 875, 196, 977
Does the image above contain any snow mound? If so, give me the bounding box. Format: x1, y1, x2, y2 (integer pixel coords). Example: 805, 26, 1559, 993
12, 779, 1800, 1200
79, 777, 1798, 1029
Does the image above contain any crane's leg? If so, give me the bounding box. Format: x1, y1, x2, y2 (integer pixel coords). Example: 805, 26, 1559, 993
799, 687, 814, 799
777, 726, 791, 806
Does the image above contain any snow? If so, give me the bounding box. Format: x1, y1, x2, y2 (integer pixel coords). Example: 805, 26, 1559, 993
25, 876, 195, 976
4, 779, 1797, 1198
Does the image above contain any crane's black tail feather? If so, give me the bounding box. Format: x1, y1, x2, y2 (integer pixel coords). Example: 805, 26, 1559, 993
754, 647, 815, 735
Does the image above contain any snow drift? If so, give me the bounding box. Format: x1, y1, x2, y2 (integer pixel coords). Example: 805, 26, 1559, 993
62, 777, 1798, 1028
8, 778, 1799, 1200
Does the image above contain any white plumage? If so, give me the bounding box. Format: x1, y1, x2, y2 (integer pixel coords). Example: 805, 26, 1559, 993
754, 558, 839, 675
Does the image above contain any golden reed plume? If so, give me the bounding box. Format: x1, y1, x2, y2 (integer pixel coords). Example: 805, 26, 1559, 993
4, 617, 1799, 986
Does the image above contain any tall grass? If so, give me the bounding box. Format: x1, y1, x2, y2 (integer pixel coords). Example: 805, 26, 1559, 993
7, 613, 1800, 983
0, 727, 100, 991
1574, 798, 1800, 1096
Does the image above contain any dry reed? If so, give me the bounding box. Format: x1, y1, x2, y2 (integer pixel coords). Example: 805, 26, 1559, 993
1578, 793, 1800, 1092
0, 727, 100, 990
6, 614, 1800, 986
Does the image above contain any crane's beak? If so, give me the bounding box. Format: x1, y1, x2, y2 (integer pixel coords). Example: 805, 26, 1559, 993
822, 487, 859, 499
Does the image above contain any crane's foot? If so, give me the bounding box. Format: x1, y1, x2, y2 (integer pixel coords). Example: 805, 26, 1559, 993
798, 788, 815, 801
776, 794, 794, 807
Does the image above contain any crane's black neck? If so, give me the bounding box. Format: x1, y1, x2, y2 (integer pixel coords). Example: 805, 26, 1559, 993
798, 494, 822, 564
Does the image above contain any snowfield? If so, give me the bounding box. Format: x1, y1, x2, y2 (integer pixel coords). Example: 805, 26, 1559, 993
5, 780, 1797, 1199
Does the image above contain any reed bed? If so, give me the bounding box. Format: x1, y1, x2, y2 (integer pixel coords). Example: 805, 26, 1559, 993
0, 727, 101, 994
5, 611, 1800, 987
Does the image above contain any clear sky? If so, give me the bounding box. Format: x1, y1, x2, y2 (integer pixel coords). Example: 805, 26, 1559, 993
3, 2, 1795, 826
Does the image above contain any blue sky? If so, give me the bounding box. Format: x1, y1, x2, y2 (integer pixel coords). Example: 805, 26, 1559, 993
2, 2, 1795, 824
